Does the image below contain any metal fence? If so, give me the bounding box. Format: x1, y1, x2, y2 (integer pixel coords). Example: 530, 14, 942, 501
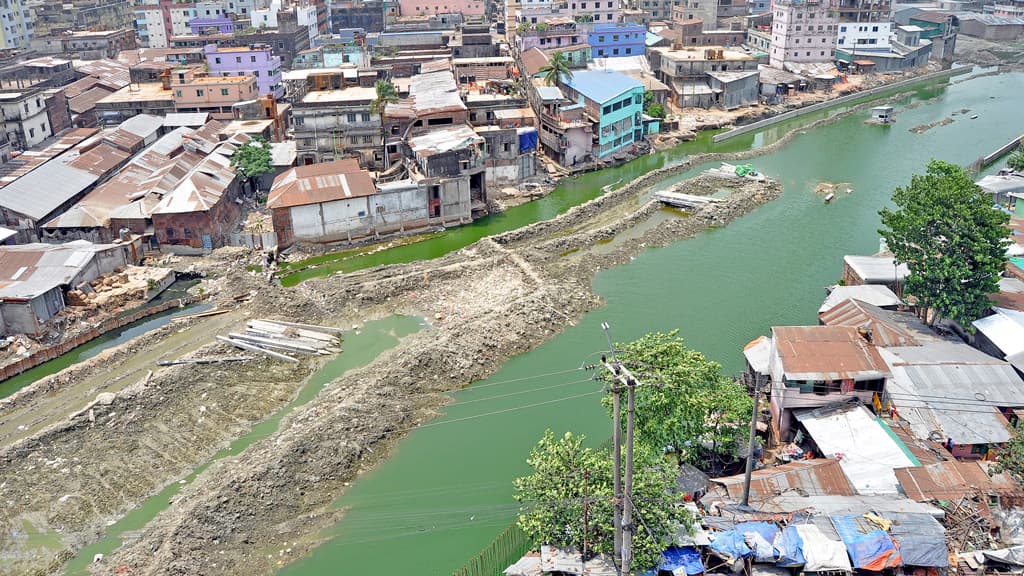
452, 522, 532, 576
225, 232, 278, 250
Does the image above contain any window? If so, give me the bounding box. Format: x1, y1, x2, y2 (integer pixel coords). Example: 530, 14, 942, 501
221, 88, 229, 95
613, 35, 619, 41
625, 47, 632, 54
362, 135, 372, 143
294, 116, 304, 126
872, 25, 878, 32
602, 104, 611, 114
175, 89, 183, 97
215, 57, 221, 64
502, 142, 511, 152
236, 56, 241, 63
196, 89, 204, 96
820, 51, 825, 55
598, 49, 605, 56
606, 13, 612, 19
28, 127, 34, 138
613, 48, 619, 55
251, 55, 257, 62
840, 25, 846, 32
794, 38, 799, 43
598, 35, 605, 41
362, 113, 371, 122
806, 51, 810, 56
347, 113, 356, 122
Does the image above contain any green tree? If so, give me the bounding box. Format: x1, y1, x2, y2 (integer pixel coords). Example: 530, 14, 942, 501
646, 103, 667, 119
994, 422, 1024, 483
602, 331, 752, 466
514, 431, 689, 571
370, 80, 400, 168
539, 51, 574, 86
231, 137, 273, 194
879, 160, 1010, 328
1008, 149, 1024, 172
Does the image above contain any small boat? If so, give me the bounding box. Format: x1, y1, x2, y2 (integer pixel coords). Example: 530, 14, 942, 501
824, 193, 835, 203
970, 114, 979, 119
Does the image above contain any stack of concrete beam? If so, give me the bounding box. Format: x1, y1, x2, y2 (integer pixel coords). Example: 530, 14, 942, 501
217, 319, 343, 363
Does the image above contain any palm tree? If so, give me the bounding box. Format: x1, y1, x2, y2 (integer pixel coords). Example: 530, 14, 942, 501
370, 79, 400, 169
538, 51, 574, 87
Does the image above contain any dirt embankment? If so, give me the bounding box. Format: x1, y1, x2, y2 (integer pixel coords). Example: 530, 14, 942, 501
2, 155, 780, 576
89, 170, 779, 575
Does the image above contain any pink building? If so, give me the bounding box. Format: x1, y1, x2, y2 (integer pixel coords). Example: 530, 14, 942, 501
398, 0, 485, 16
170, 67, 259, 120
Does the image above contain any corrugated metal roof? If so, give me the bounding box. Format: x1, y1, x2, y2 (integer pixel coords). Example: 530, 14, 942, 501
973, 307, 1024, 358
386, 67, 466, 119
743, 335, 771, 374
819, 285, 902, 313
818, 299, 936, 347
0, 242, 123, 299
521, 47, 549, 77
880, 344, 1024, 445
896, 461, 1022, 502
713, 459, 856, 499
163, 112, 211, 127
63, 76, 100, 99
0, 161, 99, 221
119, 114, 165, 140
408, 124, 484, 157
534, 84, 565, 101
795, 404, 917, 495
266, 158, 376, 209
844, 255, 910, 284
563, 70, 642, 105
69, 86, 116, 115
150, 151, 237, 215
771, 325, 889, 381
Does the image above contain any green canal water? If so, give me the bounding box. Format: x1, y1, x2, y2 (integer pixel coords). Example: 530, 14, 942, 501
276, 71, 1024, 576
61, 315, 424, 575
0, 283, 209, 400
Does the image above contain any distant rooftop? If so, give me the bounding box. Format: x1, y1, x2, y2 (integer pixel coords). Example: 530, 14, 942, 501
562, 70, 642, 104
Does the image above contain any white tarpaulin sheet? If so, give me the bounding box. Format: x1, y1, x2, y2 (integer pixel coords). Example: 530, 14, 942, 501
794, 524, 853, 572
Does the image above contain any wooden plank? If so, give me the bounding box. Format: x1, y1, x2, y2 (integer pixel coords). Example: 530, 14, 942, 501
253, 318, 345, 335
216, 335, 299, 363
247, 320, 340, 343
228, 332, 320, 353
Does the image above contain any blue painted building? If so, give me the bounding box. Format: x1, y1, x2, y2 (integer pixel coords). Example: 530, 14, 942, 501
561, 70, 645, 158
588, 23, 647, 59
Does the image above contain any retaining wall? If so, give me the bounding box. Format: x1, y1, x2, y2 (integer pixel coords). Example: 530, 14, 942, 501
0, 295, 202, 383
712, 67, 973, 143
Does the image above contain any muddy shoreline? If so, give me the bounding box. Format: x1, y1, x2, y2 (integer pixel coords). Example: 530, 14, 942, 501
0, 83, 934, 576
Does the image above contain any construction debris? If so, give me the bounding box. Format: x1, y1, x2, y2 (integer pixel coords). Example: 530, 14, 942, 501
217, 319, 342, 363
156, 356, 253, 366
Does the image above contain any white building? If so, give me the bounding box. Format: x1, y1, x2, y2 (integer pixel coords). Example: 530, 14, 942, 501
0, 90, 52, 149
835, 0, 893, 51
769, 0, 839, 69
0, 0, 34, 49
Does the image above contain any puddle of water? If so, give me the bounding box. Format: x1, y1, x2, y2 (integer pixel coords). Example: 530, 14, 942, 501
60, 315, 425, 575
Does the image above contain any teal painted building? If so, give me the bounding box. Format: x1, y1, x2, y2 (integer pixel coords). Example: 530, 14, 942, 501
561, 70, 645, 158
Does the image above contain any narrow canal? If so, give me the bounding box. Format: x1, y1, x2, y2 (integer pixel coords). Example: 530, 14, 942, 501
277, 71, 1024, 576
62, 315, 425, 575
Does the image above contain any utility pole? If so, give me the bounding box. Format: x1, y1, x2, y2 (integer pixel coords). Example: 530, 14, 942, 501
601, 322, 638, 576
601, 322, 623, 573
740, 375, 761, 507
582, 468, 590, 572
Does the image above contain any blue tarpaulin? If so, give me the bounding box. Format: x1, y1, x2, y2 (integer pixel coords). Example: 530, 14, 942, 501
710, 530, 754, 561
518, 127, 538, 152
736, 522, 779, 563
830, 514, 901, 570
660, 546, 705, 575
774, 526, 806, 568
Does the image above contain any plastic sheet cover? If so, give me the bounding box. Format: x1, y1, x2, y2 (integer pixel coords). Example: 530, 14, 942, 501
889, 513, 948, 568
517, 128, 538, 152
793, 524, 853, 573
710, 530, 754, 561
737, 522, 779, 563
830, 514, 902, 571
774, 526, 806, 568
660, 546, 706, 575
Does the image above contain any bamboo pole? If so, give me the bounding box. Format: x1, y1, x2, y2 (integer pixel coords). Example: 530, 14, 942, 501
216, 335, 299, 363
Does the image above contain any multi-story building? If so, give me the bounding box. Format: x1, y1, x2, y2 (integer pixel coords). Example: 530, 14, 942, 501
529, 82, 593, 166
0, 0, 34, 49
329, 0, 389, 32
835, 0, 892, 52
399, 0, 485, 17
588, 23, 646, 58
292, 85, 380, 166
171, 24, 312, 65
908, 11, 958, 61
31, 29, 138, 58
649, 45, 759, 108
665, 0, 717, 28
205, 44, 284, 99
769, 0, 839, 69
169, 67, 260, 119
515, 18, 586, 52
564, 0, 620, 25
0, 88, 55, 149
560, 70, 645, 158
